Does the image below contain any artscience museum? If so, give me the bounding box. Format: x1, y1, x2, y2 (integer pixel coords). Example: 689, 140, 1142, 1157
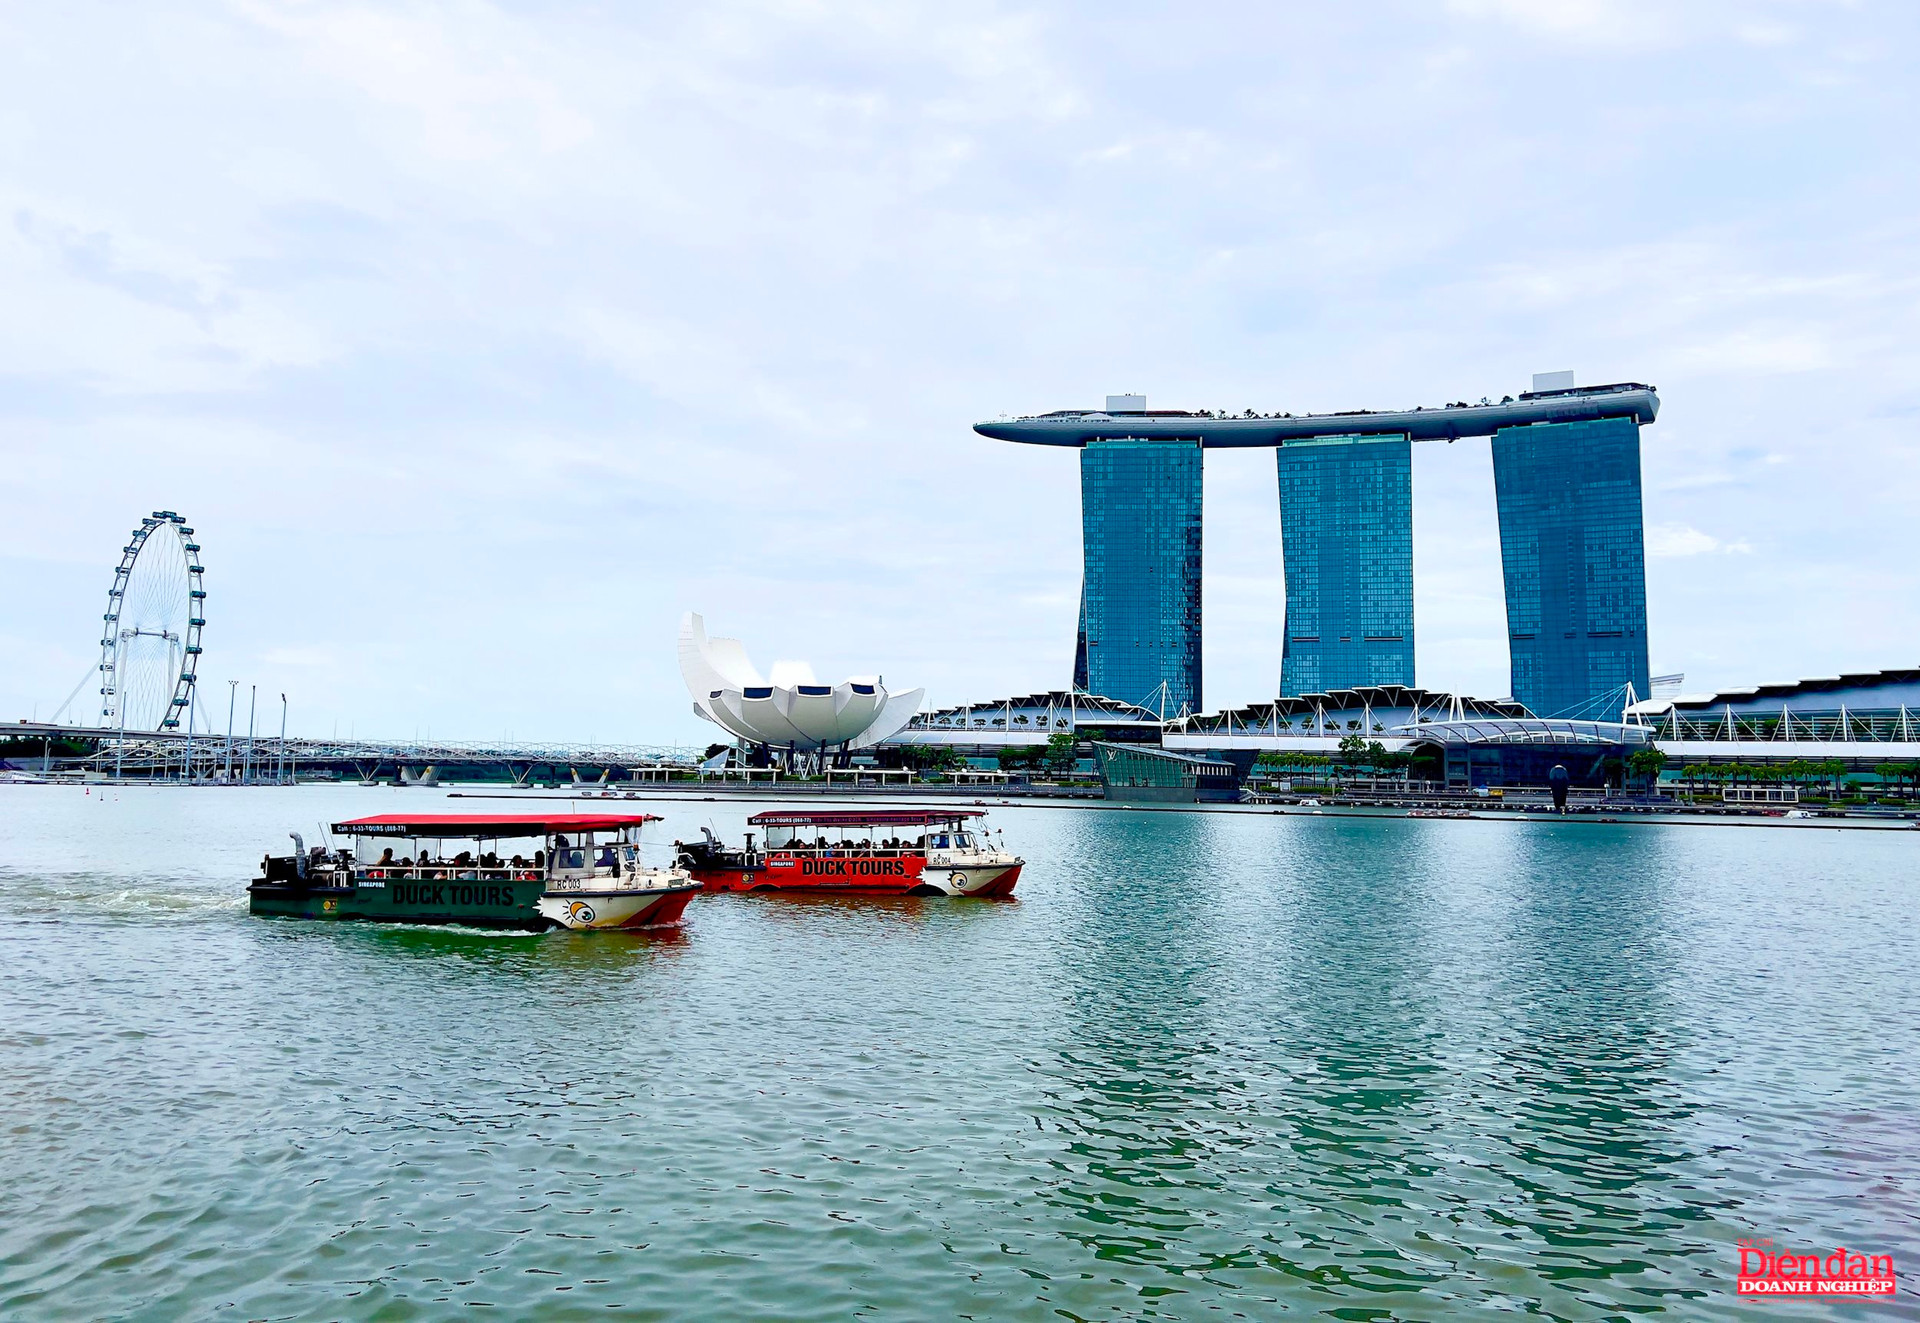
678, 613, 923, 763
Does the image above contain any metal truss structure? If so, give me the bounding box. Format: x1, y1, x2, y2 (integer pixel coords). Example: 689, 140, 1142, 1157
0, 722, 703, 784
1650, 705, 1920, 745
1395, 717, 1656, 748
900, 690, 1165, 746
1169, 685, 1528, 745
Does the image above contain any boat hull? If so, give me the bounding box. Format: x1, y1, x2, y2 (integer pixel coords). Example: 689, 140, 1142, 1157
693, 851, 927, 893
535, 885, 698, 930
249, 876, 697, 931
690, 854, 1021, 897
928, 861, 1023, 897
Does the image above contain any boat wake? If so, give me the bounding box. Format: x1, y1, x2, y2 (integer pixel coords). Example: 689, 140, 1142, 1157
0, 870, 245, 923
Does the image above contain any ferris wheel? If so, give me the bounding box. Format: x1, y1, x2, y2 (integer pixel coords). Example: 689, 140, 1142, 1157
97, 511, 206, 731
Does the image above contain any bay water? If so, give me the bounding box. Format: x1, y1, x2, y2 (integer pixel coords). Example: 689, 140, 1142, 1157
2, 786, 1916, 1320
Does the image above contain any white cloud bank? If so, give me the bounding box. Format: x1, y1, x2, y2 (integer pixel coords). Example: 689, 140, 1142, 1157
1646, 523, 1755, 558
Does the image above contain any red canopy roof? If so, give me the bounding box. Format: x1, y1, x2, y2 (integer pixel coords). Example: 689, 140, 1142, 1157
331, 812, 660, 838
747, 809, 984, 828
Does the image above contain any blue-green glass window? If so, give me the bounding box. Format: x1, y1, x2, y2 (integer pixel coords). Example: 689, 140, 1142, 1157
1079, 438, 1203, 715
1492, 416, 1651, 717
1277, 433, 1414, 696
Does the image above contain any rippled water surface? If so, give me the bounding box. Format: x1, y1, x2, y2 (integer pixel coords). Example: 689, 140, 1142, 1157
2, 786, 1917, 1320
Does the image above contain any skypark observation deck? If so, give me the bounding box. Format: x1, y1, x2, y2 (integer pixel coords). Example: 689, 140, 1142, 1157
976, 381, 1659, 721
972, 382, 1659, 448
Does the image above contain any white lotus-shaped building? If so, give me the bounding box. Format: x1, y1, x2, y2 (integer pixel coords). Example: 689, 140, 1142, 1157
679, 613, 923, 753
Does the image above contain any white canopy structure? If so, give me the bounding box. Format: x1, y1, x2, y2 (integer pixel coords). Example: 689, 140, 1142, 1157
678, 613, 923, 757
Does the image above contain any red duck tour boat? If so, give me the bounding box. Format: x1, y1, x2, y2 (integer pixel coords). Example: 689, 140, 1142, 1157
677, 810, 1024, 898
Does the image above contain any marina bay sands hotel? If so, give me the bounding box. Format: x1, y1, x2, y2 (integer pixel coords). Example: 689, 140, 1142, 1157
975, 375, 1658, 720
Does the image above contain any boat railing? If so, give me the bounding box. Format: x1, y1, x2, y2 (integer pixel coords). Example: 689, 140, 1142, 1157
358, 863, 544, 882
767, 843, 924, 857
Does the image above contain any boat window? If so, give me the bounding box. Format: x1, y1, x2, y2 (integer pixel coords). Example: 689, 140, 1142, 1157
930, 834, 948, 849
954, 832, 974, 848
561, 848, 587, 870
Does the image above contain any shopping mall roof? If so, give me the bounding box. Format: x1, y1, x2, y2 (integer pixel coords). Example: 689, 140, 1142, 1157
1175, 685, 1529, 736
1390, 718, 1654, 747
976, 383, 1658, 448
1628, 668, 1920, 716
904, 690, 1167, 733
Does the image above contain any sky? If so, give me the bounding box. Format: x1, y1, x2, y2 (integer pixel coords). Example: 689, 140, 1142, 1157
3, 0, 1917, 746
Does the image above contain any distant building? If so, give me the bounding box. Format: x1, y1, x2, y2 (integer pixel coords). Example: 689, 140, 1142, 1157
677, 613, 922, 763
1092, 742, 1246, 804
1492, 415, 1651, 717
1630, 668, 1920, 762
977, 379, 1659, 718
1077, 438, 1203, 717
1166, 684, 1527, 753
1278, 434, 1414, 694
895, 689, 1166, 749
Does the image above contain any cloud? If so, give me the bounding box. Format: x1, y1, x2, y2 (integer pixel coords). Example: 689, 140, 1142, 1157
261, 647, 336, 668
1, 0, 1916, 737
1646, 523, 1754, 558
1443, 0, 1678, 43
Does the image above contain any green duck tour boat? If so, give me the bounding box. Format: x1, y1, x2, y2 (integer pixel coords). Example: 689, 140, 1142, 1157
249, 812, 699, 931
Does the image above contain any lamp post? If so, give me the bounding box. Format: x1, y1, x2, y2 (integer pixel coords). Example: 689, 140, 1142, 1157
184, 683, 197, 783
277, 693, 288, 785
225, 680, 238, 784
114, 666, 127, 781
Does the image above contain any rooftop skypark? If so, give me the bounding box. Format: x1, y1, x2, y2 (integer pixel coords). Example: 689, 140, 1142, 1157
978, 377, 1658, 721
974, 381, 1658, 447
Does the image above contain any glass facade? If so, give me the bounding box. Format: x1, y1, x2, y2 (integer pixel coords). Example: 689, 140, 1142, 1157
1492, 416, 1651, 717
1093, 741, 1239, 803
1276, 434, 1415, 696
1072, 583, 1089, 692
1079, 437, 1203, 715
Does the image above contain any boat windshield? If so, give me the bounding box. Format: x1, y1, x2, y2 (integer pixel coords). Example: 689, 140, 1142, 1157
350, 825, 650, 878
761, 828, 957, 853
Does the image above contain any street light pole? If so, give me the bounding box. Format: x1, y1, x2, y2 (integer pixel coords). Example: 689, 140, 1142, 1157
225, 680, 238, 784
114, 668, 127, 781
278, 693, 288, 785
